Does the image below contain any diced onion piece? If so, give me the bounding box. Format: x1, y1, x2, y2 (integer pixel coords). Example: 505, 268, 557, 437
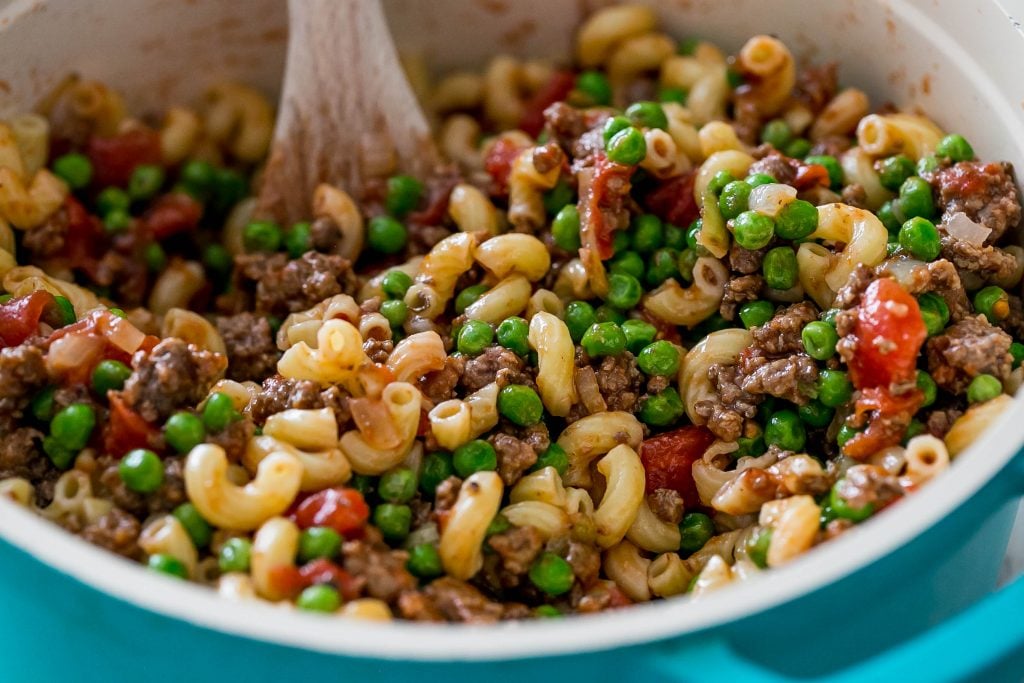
47, 333, 105, 374
102, 313, 148, 354
748, 183, 797, 218
943, 211, 990, 247
348, 397, 401, 450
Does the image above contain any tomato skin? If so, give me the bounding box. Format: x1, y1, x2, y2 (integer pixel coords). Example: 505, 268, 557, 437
639, 425, 716, 508
793, 163, 830, 190
105, 393, 160, 456
485, 138, 528, 195
583, 154, 634, 260
0, 291, 57, 347
298, 559, 363, 601
62, 197, 105, 269
292, 488, 370, 536
518, 70, 575, 137
642, 171, 698, 228
86, 128, 161, 188
848, 278, 927, 390
142, 193, 202, 240
407, 176, 459, 229
843, 386, 923, 459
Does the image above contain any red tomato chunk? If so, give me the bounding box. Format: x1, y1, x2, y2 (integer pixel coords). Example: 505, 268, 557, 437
639, 425, 715, 508
292, 488, 370, 536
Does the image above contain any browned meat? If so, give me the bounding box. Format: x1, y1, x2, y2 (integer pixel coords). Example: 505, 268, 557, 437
0, 427, 49, 481
418, 355, 465, 405
720, 274, 764, 320
809, 135, 852, 158
235, 251, 356, 318
649, 489, 685, 525
216, 313, 279, 382
94, 454, 187, 518
575, 580, 632, 612
739, 354, 819, 404
309, 216, 343, 254
931, 161, 1022, 241
795, 62, 838, 114
728, 244, 765, 274
397, 591, 446, 621
80, 507, 141, 559
747, 150, 797, 186
363, 338, 394, 364
750, 302, 818, 355
939, 235, 1019, 284
433, 476, 462, 512
840, 183, 868, 209
595, 353, 643, 413
543, 101, 611, 161
926, 407, 963, 438
926, 315, 1013, 393
489, 433, 538, 486
834, 464, 903, 510
22, 204, 68, 258
119, 338, 226, 423
833, 263, 876, 312
0, 342, 49, 416
900, 259, 971, 322
695, 364, 761, 442
206, 417, 255, 462
248, 375, 351, 426
341, 531, 416, 602
422, 577, 505, 623
488, 525, 544, 575
461, 346, 530, 393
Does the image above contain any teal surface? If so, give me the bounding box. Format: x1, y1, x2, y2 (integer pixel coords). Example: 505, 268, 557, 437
1, 451, 1022, 683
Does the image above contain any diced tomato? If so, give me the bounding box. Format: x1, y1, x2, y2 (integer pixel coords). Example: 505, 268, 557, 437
266, 565, 306, 601
142, 193, 202, 240
485, 138, 528, 195
0, 291, 57, 347
581, 154, 634, 260
639, 425, 716, 508
407, 176, 459, 228
105, 393, 160, 456
292, 488, 370, 536
848, 278, 927, 390
843, 386, 924, 459
518, 70, 576, 137
298, 559, 363, 601
642, 171, 698, 228
86, 128, 161, 188
61, 197, 106, 270
793, 163, 831, 190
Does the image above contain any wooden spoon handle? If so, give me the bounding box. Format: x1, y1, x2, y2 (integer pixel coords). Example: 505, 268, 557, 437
258, 0, 437, 224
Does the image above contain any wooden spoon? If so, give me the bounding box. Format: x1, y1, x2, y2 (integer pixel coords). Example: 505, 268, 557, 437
257, 0, 437, 225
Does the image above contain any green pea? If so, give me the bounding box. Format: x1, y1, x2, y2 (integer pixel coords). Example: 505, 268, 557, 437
631, 214, 664, 254
625, 101, 668, 130
775, 199, 819, 240
726, 68, 744, 88
760, 119, 792, 149
829, 482, 874, 522
610, 250, 646, 279
381, 270, 414, 300
898, 176, 935, 219
148, 553, 188, 580
50, 403, 96, 451
903, 419, 926, 444
638, 340, 680, 376
143, 242, 167, 273
296, 584, 341, 613
595, 304, 627, 325
745, 172, 776, 188
496, 316, 530, 356
898, 217, 941, 261
1010, 342, 1024, 369
837, 424, 860, 449
798, 400, 834, 429
817, 369, 853, 407
678, 37, 700, 55
606, 127, 647, 165
486, 513, 512, 538
738, 300, 774, 329
243, 220, 283, 253
663, 223, 687, 251
164, 412, 206, 454
529, 552, 575, 596
762, 246, 798, 290
531, 443, 569, 476
420, 452, 454, 496
564, 301, 598, 342
967, 374, 1002, 404
765, 410, 806, 451
498, 385, 544, 426
211, 168, 248, 214
97, 186, 130, 215
746, 528, 773, 569
349, 474, 374, 498
917, 293, 950, 336
108, 308, 126, 320
453, 283, 488, 315
732, 210, 775, 250
735, 431, 767, 458
784, 138, 812, 159
718, 181, 752, 220
917, 154, 941, 176
30, 386, 56, 422
801, 320, 839, 360
52, 153, 93, 189
374, 503, 413, 541
103, 208, 132, 234
283, 221, 312, 259
677, 247, 699, 282
639, 387, 685, 427
621, 319, 657, 355
119, 448, 164, 494
606, 273, 643, 310
180, 160, 215, 198
804, 154, 843, 189
877, 200, 904, 234
379, 467, 417, 503
203, 243, 233, 274
457, 319, 494, 356
535, 605, 564, 618
551, 204, 582, 252
543, 180, 574, 216
128, 164, 165, 201
581, 321, 626, 357
380, 299, 408, 329
202, 392, 239, 432
367, 215, 408, 254
935, 134, 974, 162
173, 503, 212, 549
686, 220, 702, 251
451, 440, 497, 478
298, 526, 343, 562
602, 116, 632, 146
646, 248, 680, 286
575, 70, 612, 106
407, 543, 444, 579
679, 512, 715, 554
657, 86, 688, 104
42, 436, 74, 470
876, 154, 915, 191
385, 175, 423, 217
91, 359, 131, 396
707, 170, 736, 196
218, 537, 252, 573
974, 285, 1010, 324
